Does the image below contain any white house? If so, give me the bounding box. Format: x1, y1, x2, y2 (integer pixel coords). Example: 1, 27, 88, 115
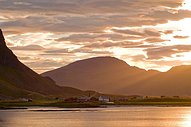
99, 96, 110, 102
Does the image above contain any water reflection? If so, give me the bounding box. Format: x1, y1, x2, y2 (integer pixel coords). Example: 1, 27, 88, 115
1, 107, 191, 127
181, 113, 191, 127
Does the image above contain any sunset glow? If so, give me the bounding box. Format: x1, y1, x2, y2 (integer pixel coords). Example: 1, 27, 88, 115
2, 1, 191, 127
1, 0, 191, 73
181, 113, 191, 127
181, 0, 191, 10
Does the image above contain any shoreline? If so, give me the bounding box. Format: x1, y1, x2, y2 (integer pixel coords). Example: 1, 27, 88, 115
2, 101, 191, 110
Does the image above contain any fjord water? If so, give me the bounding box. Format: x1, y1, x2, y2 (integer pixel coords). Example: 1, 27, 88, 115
0, 107, 191, 127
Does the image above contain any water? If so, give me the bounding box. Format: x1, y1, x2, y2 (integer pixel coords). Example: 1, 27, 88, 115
0, 106, 191, 127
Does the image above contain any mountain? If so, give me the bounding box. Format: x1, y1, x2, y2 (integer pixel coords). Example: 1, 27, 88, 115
42, 57, 159, 95
0, 29, 84, 99
43, 56, 191, 96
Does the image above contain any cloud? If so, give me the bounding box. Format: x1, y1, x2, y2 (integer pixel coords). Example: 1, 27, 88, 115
144, 30, 161, 37
112, 29, 161, 37
24, 59, 66, 73
44, 49, 69, 54
56, 33, 142, 43
144, 38, 169, 43
163, 30, 174, 34
112, 29, 145, 36
1, 0, 191, 73
10, 45, 44, 51
145, 10, 191, 22
173, 35, 189, 39
0, 0, 188, 34
0, 0, 183, 15
84, 41, 143, 49
146, 45, 191, 59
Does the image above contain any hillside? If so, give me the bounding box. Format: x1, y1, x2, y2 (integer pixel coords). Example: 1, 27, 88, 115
0, 29, 84, 99
43, 56, 191, 96
42, 57, 160, 95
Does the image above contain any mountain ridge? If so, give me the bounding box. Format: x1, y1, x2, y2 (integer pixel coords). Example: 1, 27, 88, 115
2, 28, 191, 97
43, 56, 191, 96
0, 29, 85, 99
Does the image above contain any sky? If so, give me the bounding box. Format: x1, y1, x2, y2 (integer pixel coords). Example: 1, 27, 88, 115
1, 0, 191, 73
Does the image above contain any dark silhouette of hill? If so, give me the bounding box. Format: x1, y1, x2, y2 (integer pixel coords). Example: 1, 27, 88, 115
0, 29, 84, 99
43, 56, 191, 96
2, 28, 191, 97
42, 57, 159, 95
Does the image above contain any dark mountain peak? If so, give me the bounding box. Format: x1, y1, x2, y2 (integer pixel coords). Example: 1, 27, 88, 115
42, 56, 150, 92
0, 29, 4, 39
44, 56, 131, 74
0, 29, 6, 47
0, 30, 24, 69
69, 56, 129, 67
68, 56, 146, 72
43, 55, 191, 96
0, 29, 84, 98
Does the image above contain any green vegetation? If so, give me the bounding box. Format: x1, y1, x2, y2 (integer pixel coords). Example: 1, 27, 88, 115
2, 97, 191, 109
0, 100, 100, 109
115, 102, 191, 106
113, 98, 191, 106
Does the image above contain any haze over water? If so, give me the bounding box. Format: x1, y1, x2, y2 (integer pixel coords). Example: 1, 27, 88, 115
1, 107, 191, 127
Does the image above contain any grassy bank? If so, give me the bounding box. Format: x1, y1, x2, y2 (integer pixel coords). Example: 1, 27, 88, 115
0, 100, 101, 109
2, 98, 191, 109
113, 98, 191, 106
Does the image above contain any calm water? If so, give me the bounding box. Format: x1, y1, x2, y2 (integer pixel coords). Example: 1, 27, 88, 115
1, 106, 191, 127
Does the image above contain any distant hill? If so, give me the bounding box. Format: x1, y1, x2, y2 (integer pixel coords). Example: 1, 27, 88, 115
43, 56, 191, 96
0, 29, 85, 99
42, 57, 158, 95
